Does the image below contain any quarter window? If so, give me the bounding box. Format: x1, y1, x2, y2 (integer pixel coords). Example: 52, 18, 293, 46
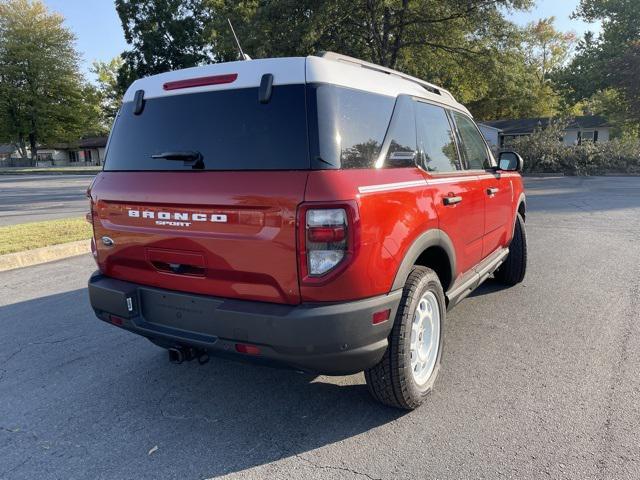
378, 96, 417, 168
452, 112, 490, 170
311, 84, 395, 169
414, 102, 460, 172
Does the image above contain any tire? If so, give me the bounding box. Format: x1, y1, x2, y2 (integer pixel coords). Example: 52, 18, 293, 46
365, 266, 445, 410
495, 212, 527, 285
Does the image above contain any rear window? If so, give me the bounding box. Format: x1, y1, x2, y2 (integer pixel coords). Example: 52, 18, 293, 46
104, 85, 309, 171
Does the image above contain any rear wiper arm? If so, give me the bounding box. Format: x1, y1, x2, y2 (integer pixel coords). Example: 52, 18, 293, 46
151, 151, 202, 161
151, 151, 204, 169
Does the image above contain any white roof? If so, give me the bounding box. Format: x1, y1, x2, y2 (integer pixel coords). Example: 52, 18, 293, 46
123, 53, 470, 116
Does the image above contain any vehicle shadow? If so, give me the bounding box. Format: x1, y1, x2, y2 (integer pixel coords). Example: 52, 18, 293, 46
467, 278, 509, 298
0, 288, 405, 479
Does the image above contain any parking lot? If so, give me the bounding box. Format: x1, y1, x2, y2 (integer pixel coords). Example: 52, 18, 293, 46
1, 176, 639, 479
0, 175, 92, 226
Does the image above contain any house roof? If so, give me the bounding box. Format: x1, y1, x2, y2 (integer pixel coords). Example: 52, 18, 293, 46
0, 144, 17, 154
41, 136, 108, 150
483, 116, 610, 135
78, 136, 108, 148
477, 123, 503, 132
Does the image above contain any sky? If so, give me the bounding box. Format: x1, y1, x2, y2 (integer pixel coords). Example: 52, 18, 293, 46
44, 0, 127, 82
508, 0, 601, 36
43, 0, 602, 83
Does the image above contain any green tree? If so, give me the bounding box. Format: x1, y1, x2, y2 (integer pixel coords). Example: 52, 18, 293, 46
116, 0, 561, 121
610, 42, 640, 128
206, 0, 533, 68
115, 0, 213, 92
0, 0, 101, 163
524, 17, 575, 87
558, 0, 640, 133
92, 56, 124, 128
204, 0, 542, 120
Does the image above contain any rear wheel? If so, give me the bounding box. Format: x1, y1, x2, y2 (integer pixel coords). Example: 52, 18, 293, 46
365, 266, 445, 410
495, 212, 527, 285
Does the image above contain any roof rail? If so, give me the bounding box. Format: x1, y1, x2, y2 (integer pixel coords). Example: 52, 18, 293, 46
317, 51, 454, 100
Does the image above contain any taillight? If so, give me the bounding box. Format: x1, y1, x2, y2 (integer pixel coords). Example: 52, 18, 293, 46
297, 203, 358, 284
86, 188, 92, 223
86, 186, 99, 267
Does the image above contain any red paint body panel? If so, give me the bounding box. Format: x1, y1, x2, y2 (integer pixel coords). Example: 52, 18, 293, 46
302, 169, 436, 302
90, 171, 308, 304
422, 171, 485, 278
481, 172, 518, 256
89, 167, 524, 305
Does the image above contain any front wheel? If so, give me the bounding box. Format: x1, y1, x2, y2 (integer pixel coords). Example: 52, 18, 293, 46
365, 266, 445, 410
495, 212, 527, 285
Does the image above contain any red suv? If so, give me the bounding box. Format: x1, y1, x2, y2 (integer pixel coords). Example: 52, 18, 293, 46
88, 52, 527, 409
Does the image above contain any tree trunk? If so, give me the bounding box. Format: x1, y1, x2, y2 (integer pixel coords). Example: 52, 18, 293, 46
29, 132, 37, 167
29, 112, 37, 166
16, 135, 28, 159
388, 0, 410, 69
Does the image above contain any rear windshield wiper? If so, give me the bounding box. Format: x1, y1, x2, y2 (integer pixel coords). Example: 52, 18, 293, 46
151, 151, 204, 169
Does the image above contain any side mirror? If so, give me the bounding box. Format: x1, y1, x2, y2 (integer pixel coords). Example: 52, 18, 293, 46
498, 151, 523, 172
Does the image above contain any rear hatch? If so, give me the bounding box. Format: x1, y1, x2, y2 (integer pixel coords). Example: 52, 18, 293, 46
90, 63, 309, 304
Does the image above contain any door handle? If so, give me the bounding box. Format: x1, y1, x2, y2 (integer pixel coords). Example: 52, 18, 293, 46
443, 196, 462, 206
486, 187, 499, 196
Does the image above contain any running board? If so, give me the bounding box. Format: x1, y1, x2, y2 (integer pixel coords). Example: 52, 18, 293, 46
445, 248, 509, 308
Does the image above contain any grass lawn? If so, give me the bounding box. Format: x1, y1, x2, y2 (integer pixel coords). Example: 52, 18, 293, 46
0, 166, 101, 175
0, 217, 92, 255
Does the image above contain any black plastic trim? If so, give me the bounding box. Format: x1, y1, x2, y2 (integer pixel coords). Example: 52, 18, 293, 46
391, 229, 456, 291
258, 73, 273, 103
88, 272, 402, 375
446, 247, 508, 307
133, 89, 145, 115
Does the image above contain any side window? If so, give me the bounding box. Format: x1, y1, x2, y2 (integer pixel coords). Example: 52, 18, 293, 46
312, 84, 395, 169
452, 112, 490, 170
414, 101, 461, 172
378, 96, 417, 168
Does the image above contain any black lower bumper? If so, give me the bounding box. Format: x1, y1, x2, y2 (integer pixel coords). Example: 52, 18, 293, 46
88, 272, 401, 375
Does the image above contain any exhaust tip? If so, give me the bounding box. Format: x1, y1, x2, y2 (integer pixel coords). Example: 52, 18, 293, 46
168, 347, 184, 364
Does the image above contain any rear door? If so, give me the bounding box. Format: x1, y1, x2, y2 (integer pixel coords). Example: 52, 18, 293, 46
91, 81, 309, 305
414, 101, 485, 276
451, 111, 513, 257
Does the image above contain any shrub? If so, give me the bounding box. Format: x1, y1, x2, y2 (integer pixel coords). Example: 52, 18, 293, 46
505, 121, 640, 175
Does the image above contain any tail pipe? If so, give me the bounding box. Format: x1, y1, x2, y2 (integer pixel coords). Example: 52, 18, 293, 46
168, 346, 209, 365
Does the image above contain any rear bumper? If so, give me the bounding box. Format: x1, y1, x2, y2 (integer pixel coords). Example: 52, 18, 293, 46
88, 272, 401, 375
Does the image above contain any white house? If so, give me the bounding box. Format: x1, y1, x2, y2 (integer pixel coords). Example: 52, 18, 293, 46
479, 116, 611, 148
1, 136, 108, 167
37, 136, 108, 166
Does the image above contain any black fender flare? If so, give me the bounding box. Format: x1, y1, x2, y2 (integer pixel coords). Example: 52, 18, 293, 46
517, 192, 526, 217
511, 192, 527, 237
391, 229, 457, 291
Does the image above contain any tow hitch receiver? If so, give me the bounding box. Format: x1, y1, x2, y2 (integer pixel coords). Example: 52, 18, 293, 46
168, 347, 209, 365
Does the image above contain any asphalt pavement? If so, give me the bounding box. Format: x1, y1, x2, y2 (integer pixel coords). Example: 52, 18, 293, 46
0, 175, 94, 226
0, 176, 639, 479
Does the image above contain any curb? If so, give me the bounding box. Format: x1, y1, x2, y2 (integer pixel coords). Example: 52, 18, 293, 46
0, 240, 91, 272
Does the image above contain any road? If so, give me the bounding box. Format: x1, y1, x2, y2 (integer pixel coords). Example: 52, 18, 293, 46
0, 175, 94, 226
1, 176, 639, 480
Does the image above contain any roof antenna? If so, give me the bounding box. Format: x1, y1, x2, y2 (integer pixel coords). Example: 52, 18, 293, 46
227, 19, 251, 61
